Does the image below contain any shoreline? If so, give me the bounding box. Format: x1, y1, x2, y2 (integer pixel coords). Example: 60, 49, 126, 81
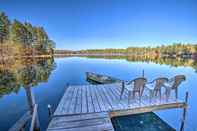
53, 53, 197, 59
0, 53, 196, 60
0, 55, 53, 60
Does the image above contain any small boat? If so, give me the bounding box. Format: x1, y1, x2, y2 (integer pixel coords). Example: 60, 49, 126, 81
86, 72, 121, 84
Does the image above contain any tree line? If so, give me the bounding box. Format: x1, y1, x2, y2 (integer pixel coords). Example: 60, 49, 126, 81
0, 11, 55, 57
127, 44, 197, 58
59, 43, 197, 59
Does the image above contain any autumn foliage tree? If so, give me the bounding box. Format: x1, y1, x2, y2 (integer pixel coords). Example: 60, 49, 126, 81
0, 11, 55, 57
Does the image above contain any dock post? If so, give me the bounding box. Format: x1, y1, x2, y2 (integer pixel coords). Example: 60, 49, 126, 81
120, 81, 125, 99
48, 104, 52, 117
142, 69, 144, 77
30, 104, 40, 131
180, 91, 189, 131
24, 85, 40, 131
24, 86, 35, 114
35, 105, 40, 131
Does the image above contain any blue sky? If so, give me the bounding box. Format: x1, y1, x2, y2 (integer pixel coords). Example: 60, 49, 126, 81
0, 0, 197, 50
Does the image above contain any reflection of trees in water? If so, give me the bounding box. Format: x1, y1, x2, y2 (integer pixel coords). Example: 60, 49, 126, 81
0, 57, 56, 97
0, 70, 20, 97
127, 56, 197, 71
85, 55, 197, 72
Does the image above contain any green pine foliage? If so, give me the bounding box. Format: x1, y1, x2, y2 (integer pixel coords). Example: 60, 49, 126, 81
0, 11, 55, 56
0, 12, 10, 43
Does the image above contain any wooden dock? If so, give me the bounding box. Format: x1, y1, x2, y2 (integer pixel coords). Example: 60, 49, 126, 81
47, 83, 187, 131
47, 112, 114, 131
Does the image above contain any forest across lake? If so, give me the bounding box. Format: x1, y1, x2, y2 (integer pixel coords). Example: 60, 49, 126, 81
55, 43, 197, 59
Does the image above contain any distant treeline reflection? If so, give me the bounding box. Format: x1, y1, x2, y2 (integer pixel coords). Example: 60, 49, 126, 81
0, 57, 56, 97
84, 55, 197, 72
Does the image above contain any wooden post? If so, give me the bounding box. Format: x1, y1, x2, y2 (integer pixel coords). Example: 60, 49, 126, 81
47, 104, 52, 117
30, 104, 40, 131
25, 86, 40, 131
35, 109, 40, 131
24, 86, 35, 114
142, 69, 144, 77
120, 81, 125, 100
180, 91, 189, 131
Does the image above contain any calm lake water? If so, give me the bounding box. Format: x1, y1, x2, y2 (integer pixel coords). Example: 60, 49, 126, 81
0, 56, 196, 131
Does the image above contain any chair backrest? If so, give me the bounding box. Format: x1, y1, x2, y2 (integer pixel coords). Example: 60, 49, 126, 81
132, 77, 147, 92
154, 77, 168, 90
172, 75, 186, 89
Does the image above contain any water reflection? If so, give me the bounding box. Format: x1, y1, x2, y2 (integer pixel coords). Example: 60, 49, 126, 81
0, 57, 56, 97
0, 56, 196, 130
84, 55, 197, 72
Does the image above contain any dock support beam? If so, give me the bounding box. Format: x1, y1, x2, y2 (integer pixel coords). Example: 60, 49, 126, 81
120, 81, 125, 99
25, 86, 35, 114
180, 91, 189, 131
25, 85, 40, 131
142, 69, 145, 77
30, 104, 40, 131
48, 104, 52, 117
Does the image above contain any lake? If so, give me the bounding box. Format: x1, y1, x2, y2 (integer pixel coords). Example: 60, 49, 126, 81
0, 56, 196, 131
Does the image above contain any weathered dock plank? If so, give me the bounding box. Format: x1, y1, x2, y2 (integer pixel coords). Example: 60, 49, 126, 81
54, 86, 74, 115
75, 86, 82, 113
81, 85, 88, 113
48, 83, 187, 131
68, 86, 79, 114
109, 102, 186, 117
8, 111, 31, 131
64, 85, 76, 114
47, 112, 114, 131
86, 84, 95, 113
89, 85, 101, 112
100, 85, 115, 110
108, 84, 127, 109
96, 85, 112, 111
54, 83, 185, 115
93, 85, 107, 111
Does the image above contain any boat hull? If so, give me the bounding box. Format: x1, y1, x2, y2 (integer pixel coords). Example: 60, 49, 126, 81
86, 72, 121, 84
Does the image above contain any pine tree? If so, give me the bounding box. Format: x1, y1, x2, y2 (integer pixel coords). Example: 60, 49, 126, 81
33, 27, 49, 53
0, 12, 10, 43
11, 20, 27, 44
24, 22, 34, 45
